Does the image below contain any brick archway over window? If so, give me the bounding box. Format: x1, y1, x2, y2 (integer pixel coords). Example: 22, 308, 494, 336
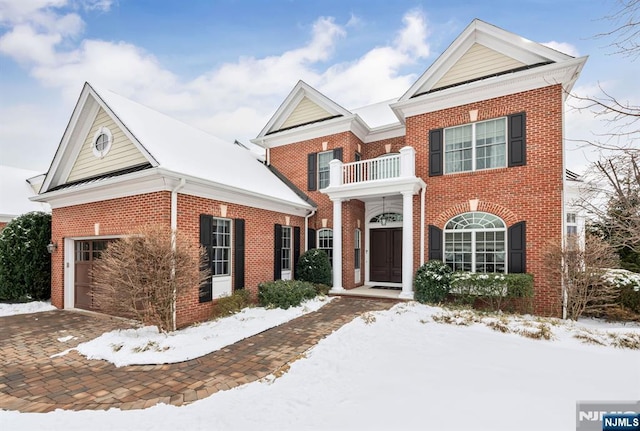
433, 200, 519, 228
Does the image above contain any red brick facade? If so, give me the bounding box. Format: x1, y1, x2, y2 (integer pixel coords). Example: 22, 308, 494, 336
50, 191, 306, 328
269, 85, 564, 316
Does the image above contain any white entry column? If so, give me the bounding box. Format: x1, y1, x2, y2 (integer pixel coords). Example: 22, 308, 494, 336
329, 197, 344, 293
400, 191, 414, 299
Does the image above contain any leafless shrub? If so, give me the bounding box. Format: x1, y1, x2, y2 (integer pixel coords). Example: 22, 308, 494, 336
546, 234, 621, 320
91, 224, 208, 332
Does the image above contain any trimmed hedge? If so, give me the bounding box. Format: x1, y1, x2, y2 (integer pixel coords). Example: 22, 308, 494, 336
450, 272, 534, 312
211, 289, 252, 319
0, 211, 52, 301
296, 249, 332, 286
414, 260, 452, 303
258, 280, 317, 309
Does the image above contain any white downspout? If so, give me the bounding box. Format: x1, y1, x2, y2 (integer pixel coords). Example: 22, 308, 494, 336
420, 185, 426, 265
304, 210, 316, 251
171, 178, 186, 331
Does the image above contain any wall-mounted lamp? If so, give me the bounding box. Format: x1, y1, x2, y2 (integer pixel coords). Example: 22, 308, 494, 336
380, 197, 387, 226
46, 240, 57, 254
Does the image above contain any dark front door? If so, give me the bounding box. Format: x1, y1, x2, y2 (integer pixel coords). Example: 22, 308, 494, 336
74, 240, 111, 311
370, 228, 402, 283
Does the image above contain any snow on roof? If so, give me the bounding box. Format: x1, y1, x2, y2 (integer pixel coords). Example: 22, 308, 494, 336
91, 84, 312, 209
0, 165, 50, 220
350, 98, 400, 129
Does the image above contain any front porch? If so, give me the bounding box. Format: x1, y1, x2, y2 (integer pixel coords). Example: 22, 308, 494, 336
322, 146, 426, 299
329, 285, 410, 301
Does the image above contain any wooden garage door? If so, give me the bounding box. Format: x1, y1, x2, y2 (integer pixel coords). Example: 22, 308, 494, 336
74, 240, 111, 311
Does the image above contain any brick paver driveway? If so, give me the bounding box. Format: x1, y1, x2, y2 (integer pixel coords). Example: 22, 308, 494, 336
0, 297, 396, 412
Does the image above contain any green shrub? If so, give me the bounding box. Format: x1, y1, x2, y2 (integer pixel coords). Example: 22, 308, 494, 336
258, 280, 317, 309
414, 260, 452, 304
296, 249, 332, 286
211, 289, 252, 319
450, 272, 534, 312
313, 283, 331, 296
619, 285, 640, 314
604, 269, 640, 315
0, 211, 52, 301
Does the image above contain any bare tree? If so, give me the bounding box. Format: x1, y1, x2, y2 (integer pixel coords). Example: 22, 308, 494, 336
91, 225, 209, 332
547, 234, 620, 320
597, 0, 640, 59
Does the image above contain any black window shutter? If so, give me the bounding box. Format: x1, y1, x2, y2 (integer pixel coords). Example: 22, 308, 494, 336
508, 112, 526, 167
234, 219, 245, 290
307, 153, 317, 191
274, 224, 282, 280
293, 226, 301, 278
199, 214, 213, 303
307, 228, 316, 249
429, 129, 444, 177
428, 225, 443, 261
508, 221, 526, 273
333, 147, 343, 162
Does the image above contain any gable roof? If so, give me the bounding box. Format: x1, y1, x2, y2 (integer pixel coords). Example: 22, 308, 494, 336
0, 166, 49, 222
38, 83, 314, 213
399, 19, 579, 101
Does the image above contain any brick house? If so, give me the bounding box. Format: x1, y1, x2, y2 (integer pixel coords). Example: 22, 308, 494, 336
34, 19, 586, 323
251, 19, 587, 316
33, 83, 314, 327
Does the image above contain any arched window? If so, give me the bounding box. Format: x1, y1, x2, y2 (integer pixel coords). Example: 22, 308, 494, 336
317, 228, 333, 265
444, 212, 506, 273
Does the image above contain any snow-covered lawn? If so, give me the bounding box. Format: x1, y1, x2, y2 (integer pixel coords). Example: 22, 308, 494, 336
0, 300, 55, 316
2, 302, 639, 431
55, 297, 332, 366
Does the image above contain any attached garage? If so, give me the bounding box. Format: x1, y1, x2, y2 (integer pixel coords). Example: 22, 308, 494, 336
73, 239, 113, 311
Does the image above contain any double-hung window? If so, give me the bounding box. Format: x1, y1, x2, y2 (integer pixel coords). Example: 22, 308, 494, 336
318, 228, 333, 265
281, 226, 292, 271
445, 118, 506, 174
354, 229, 361, 270
212, 218, 231, 276
318, 151, 334, 189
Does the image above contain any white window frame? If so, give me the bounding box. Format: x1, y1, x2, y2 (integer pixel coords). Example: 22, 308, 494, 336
566, 213, 578, 236
354, 229, 361, 270
281, 226, 292, 272
318, 150, 333, 189
318, 228, 333, 265
444, 212, 507, 273
211, 217, 232, 277
444, 117, 507, 174
92, 126, 113, 158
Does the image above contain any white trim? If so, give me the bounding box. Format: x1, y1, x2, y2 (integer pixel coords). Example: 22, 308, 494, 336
391, 58, 586, 122
444, 117, 507, 174
92, 126, 113, 158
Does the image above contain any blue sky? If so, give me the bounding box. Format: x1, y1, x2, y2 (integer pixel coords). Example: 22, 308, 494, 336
0, 0, 636, 173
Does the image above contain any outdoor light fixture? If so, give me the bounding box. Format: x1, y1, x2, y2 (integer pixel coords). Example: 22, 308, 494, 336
46, 240, 57, 254
380, 197, 387, 226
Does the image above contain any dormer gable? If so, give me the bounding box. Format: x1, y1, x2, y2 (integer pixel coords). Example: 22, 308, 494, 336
255, 81, 352, 140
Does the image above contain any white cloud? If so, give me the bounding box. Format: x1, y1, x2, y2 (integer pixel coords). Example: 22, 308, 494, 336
395, 9, 430, 58
542, 41, 580, 57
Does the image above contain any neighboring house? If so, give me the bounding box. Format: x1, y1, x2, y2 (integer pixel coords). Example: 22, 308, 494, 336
564, 169, 586, 246
0, 165, 50, 230
32, 83, 314, 327
34, 19, 587, 323
251, 19, 587, 316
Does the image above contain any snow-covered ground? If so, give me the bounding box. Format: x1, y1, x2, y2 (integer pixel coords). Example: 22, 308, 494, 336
2, 301, 639, 431
0, 300, 55, 316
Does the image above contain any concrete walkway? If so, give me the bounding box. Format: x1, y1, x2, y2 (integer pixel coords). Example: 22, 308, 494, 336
0, 297, 396, 412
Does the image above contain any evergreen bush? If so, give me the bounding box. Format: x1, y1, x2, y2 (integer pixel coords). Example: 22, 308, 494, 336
0, 211, 52, 301
258, 279, 317, 309
211, 289, 252, 319
414, 260, 452, 303
295, 248, 332, 286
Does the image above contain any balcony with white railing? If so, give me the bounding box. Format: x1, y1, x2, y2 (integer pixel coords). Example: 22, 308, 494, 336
329, 146, 416, 186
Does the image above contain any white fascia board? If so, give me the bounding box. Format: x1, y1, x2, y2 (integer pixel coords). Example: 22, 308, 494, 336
252, 115, 362, 149
34, 168, 314, 217
323, 176, 426, 201
0, 214, 16, 223
364, 123, 406, 143
391, 57, 587, 121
